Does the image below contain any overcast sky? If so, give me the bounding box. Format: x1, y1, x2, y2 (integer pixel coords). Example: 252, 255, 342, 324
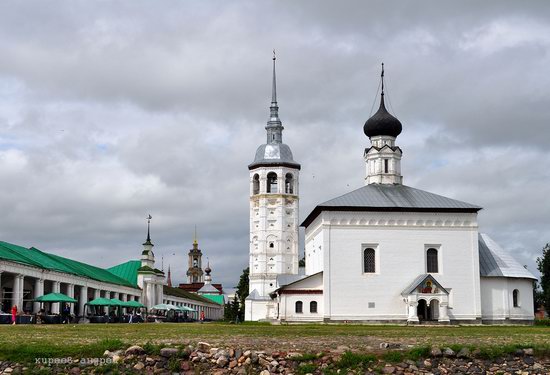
0, 1, 549, 288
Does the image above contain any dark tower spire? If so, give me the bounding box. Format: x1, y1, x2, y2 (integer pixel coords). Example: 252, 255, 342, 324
143, 214, 153, 246
363, 63, 402, 138
167, 265, 172, 287
266, 50, 284, 144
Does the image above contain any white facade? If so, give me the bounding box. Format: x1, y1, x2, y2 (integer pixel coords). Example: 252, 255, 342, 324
275, 272, 323, 322
306, 211, 482, 322
480, 277, 534, 322
245, 65, 536, 324
0, 259, 141, 317
248, 166, 300, 296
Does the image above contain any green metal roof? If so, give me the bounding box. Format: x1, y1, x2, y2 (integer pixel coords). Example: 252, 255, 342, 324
0, 241, 138, 289
107, 260, 141, 287
163, 285, 219, 305
201, 294, 225, 305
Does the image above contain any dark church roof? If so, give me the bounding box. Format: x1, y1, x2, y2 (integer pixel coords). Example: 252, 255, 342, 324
301, 184, 482, 227
363, 93, 402, 138
363, 64, 402, 138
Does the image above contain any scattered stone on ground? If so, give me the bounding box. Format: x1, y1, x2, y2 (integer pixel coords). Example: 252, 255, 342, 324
1, 343, 549, 374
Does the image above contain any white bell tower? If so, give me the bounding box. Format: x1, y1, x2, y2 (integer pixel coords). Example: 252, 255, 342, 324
245, 53, 300, 321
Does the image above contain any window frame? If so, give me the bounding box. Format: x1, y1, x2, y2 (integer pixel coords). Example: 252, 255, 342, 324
512, 289, 520, 308
424, 245, 442, 274
284, 173, 294, 194
252, 174, 260, 195
295, 301, 303, 314
309, 301, 318, 313
426, 248, 439, 273
361, 244, 379, 274
266, 172, 278, 194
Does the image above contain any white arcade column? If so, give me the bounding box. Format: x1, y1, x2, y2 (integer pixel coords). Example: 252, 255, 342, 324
33, 278, 44, 313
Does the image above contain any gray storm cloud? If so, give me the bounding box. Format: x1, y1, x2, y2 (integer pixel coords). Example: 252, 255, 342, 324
0, 0, 549, 286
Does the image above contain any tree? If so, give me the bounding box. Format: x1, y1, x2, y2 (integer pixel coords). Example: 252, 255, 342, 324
235, 267, 249, 321
224, 295, 240, 322
536, 243, 550, 312
298, 256, 305, 267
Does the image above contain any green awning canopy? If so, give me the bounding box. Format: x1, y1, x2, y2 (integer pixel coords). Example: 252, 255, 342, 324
109, 298, 125, 306
178, 305, 197, 312
34, 292, 77, 303
87, 297, 115, 306
123, 300, 145, 308
151, 303, 178, 311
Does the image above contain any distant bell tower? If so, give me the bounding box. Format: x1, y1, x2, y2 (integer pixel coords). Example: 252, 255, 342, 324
186, 229, 204, 283
363, 63, 403, 185
245, 52, 300, 321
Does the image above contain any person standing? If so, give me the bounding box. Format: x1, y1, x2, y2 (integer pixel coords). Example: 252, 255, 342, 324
11, 305, 17, 325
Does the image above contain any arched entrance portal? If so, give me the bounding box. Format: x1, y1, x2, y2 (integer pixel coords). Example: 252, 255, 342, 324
417, 299, 439, 322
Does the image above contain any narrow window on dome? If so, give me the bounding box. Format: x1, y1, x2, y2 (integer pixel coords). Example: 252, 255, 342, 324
267, 172, 278, 193
252, 174, 260, 195
384, 159, 389, 173
285, 173, 294, 194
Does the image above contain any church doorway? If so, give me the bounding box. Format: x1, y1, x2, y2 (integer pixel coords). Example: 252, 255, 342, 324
417, 299, 438, 322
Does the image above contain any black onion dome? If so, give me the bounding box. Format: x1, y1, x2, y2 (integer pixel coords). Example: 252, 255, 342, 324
363, 94, 402, 138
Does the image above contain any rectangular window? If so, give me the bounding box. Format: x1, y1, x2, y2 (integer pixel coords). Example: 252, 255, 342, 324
362, 244, 379, 274
384, 159, 389, 173
426, 247, 440, 273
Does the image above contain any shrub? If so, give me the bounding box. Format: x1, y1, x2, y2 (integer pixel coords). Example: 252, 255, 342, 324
406, 345, 430, 361
297, 363, 318, 375
535, 318, 550, 326
336, 351, 376, 369
382, 351, 403, 363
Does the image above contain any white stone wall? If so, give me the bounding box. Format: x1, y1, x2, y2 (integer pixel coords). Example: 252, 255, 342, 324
480, 277, 534, 321
248, 166, 300, 298
310, 210, 482, 322
245, 298, 270, 321
304, 216, 324, 276
277, 273, 323, 322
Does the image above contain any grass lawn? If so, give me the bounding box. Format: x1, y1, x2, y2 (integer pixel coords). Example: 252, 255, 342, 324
0, 322, 548, 363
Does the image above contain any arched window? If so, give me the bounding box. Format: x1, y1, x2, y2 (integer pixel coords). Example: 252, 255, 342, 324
285, 173, 294, 194
252, 174, 260, 195
267, 172, 278, 193
295, 301, 303, 313
427, 248, 438, 273
310, 301, 318, 313
513, 289, 519, 307
363, 248, 375, 273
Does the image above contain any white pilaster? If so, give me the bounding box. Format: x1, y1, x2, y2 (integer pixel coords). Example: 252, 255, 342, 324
51, 281, 60, 314
11, 274, 21, 309
33, 278, 44, 313
79, 286, 88, 317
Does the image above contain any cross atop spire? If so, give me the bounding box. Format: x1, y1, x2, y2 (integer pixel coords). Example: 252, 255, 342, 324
266, 50, 284, 144
143, 214, 154, 246
271, 50, 277, 105
381, 62, 385, 96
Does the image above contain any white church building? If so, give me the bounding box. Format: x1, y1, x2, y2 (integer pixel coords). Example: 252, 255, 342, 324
245, 60, 536, 324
